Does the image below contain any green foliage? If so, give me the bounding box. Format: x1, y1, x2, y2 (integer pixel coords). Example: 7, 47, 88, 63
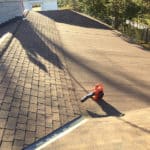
125, 0, 141, 20
58, 0, 80, 10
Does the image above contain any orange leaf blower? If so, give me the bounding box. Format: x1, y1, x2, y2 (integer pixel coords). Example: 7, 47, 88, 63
81, 83, 104, 103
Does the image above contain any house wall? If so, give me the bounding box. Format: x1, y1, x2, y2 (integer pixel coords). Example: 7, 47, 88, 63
23, 0, 57, 11
42, 0, 57, 10
0, 0, 23, 24
23, 0, 32, 10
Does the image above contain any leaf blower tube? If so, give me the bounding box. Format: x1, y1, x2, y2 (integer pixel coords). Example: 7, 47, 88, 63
81, 84, 104, 103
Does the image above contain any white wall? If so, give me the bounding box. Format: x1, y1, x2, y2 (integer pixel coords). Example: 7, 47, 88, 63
23, 1, 32, 10
0, 0, 23, 24
42, 0, 57, 10
23, 0, 57, 11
